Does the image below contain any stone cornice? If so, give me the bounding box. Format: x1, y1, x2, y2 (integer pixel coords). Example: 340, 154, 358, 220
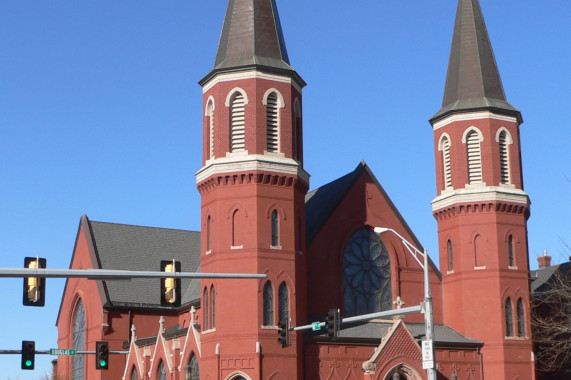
202, 69, 304, 94
432, 110, 518, 130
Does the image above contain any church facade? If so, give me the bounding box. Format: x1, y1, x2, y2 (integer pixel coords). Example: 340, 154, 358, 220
55, 1, 535, 379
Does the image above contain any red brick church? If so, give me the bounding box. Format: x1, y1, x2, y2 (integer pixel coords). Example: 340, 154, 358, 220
55, 0, 535, 379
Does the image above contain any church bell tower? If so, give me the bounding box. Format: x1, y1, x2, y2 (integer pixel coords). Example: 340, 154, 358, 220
430, 0, 534, 378
195, 0, 308, 378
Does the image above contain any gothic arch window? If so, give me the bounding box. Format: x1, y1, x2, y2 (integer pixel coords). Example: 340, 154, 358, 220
130, 366, 138, 380
210, 285, 216, 329
496, 128, 513, 185
293, 99, 302, 163
203, 287, 209, 330
343, 228, 392, 317
439, 134, 452, 189
278, 282, 289, 323
263, 281, 274, 326
206, 215, 212, 252
474, 234, 484, 267
230, 92, 246, 152
517, 298, 525, 337
505, 297, 514, 337
71, 298, 86, 380
266, 92, 279, 152
508, 235, 515, 267
157, 360, 167, 380
232, 209, 241, 247
447, 239, 453, 271
185, 354, 200, 380
206, 98, 215, 159
271, 209, 279, 247
463, 128, 483, 184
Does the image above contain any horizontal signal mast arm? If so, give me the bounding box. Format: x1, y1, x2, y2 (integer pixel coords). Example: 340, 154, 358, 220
0, 268, 266, 280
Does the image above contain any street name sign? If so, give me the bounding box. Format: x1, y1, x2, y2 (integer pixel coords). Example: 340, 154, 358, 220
311, 322, 321, 331
50, 348, 76, 356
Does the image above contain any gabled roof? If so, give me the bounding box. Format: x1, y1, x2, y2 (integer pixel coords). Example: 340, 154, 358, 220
531, 261, 571, 294
431, 0, 521, 124
200, 0, 305, 86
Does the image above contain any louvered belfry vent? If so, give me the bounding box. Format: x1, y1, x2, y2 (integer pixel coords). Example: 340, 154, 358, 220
208, 102, 215, 159
442, 137, 452, 189
266, 93, 279, 152
466, 130, 482, 184
230, 93, 246, 152
499, 131, 510, 184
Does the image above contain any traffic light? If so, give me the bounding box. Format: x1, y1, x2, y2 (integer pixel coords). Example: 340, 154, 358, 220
278, 319, 290, 347
21, 341, 35, 370
161, 260, 181, 307
23, 257, 46, 306
325, 308, 340, 339
95, 341, 109, 370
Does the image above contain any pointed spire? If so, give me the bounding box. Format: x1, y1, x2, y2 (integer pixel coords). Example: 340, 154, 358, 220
431, 0, 521, 123
201, 0, 303, 85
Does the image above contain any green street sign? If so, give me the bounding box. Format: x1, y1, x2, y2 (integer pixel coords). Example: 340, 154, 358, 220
311, 322, 321, 331
50, 348, 76, 356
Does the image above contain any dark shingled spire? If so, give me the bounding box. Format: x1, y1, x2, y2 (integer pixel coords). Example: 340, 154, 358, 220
431, 0, 521, 123
200, 0, 303, 85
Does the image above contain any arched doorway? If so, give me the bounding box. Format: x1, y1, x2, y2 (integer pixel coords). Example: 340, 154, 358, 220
384, 363, 422, 380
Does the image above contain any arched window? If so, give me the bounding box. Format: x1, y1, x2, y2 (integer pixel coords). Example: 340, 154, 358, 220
505, 297, 514, 336
271, 210, 279, 246
293, 100, 302, 163
207, 99, 215, 159
71, 298, 86, 380
517, 298, 525, 337
440, 135, 452, 189
278, 282, 289, 323
263, 281, 274, 326
130, 367, 138, 380
508, 235, 515, 267
232, 209, 241, 247
230, 92, 246, 152
466, 129, 483, 184
203, 287, 209, 330
206, 215, 212, 252
447, 239, 453, 271
474, 234, 483, 267
266, 92, 279, 152
343, 228, 392, 317
185, 354, 200, 380
210, 285, 216, 329
498, 130, 510, 184
158, 361, 167, 380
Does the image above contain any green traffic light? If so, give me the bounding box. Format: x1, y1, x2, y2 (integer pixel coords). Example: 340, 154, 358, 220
100, 359, 107, 367
25, 359, 33, 367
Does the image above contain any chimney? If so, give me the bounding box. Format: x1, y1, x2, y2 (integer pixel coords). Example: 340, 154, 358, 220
537, 250, 552, 269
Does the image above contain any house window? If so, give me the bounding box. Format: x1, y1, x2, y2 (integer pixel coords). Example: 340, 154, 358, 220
505, 297, 514, 336
158, 361, 167, 380
508, 235, 515, 267
207, 99, 215, 159
440, 135, 452, 189
447, 240, 453, 271
278, 282, 289, 323
343, 228, 392, 317
266, 92, 279, 152
517, 298, 525, 337
263, 281, 274, 326
230, 92, 246, 152
203, 287, 209, 330
498, 130, 510, 184
71, 299, 86, 380
271, 210, 279, 246
185, 354, 199, 380
466, 129, 483, 184
210, 285, 216, 329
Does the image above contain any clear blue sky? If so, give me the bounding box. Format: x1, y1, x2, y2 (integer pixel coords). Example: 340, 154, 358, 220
0, 1, 569, 378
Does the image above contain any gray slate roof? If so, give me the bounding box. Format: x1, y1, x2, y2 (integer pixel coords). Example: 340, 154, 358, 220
88, 219, 201, 308
530, 261, 571, 294
431, 0, 521, 123
308, 319, 482, 347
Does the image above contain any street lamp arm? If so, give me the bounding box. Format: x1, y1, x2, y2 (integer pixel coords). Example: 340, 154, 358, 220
374, 227, 425, 269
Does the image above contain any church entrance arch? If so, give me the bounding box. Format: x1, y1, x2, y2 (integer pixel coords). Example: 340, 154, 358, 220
384, 363, 422, 380
225, 372, 251, 380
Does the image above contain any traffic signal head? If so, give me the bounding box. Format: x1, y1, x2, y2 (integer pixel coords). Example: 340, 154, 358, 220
95, 341, 109, 370
23, 257, 46, 307
161, 260, 181, 307
21, 341, 35, 370
325, 308, 340, 339
277, 320, 290, 348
